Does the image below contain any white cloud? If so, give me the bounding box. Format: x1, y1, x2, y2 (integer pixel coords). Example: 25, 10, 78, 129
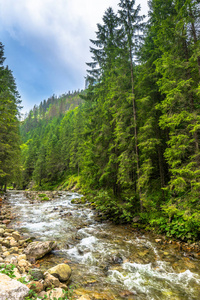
0, 0, 148, 112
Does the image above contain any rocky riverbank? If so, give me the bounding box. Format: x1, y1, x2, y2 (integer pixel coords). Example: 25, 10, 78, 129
2, 190, 200, 300
0, 193, 73, 300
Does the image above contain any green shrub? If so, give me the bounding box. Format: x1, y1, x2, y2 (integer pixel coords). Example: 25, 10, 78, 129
41, 196, 50, 201
38, 193, 46, 197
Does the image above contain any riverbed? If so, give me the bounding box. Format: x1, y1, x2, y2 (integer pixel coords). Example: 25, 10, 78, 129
7, 190, 200, 299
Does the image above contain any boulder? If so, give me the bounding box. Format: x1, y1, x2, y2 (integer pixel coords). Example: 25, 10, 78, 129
47, 263, 71, 282
24, 241, 57, 259
0, 273, 29, 300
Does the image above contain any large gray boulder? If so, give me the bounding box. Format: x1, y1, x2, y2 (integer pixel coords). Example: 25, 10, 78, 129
47, 263, 72, 281
24, 241, 57, 259
0, 273, 29, 300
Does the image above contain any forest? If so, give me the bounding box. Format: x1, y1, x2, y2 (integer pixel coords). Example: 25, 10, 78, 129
1, 0, 200, 242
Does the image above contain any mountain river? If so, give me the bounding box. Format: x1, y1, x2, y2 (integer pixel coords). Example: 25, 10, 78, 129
7, 190, 200, 299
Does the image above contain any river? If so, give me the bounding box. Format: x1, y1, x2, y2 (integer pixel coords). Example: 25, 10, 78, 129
7, 190, 200, 299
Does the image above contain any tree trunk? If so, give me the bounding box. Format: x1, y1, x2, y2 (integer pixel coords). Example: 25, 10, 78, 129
129, 46, 142, 211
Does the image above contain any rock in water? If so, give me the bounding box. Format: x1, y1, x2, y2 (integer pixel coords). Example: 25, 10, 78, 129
48, 263, 72, 281
0, 273, 29, 300
24, 241, 57, 259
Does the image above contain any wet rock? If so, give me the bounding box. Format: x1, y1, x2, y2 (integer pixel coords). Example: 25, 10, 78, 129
24, 240, 57, 259
29, 268, 44, 281
111, 254, 123, 265
47, 263, 72, 282
46, 287, 66, 300
44, 272, 61, 288
0, 273, 29, 300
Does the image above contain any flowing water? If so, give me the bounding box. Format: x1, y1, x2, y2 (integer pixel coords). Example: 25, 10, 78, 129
7, 191, 200, 299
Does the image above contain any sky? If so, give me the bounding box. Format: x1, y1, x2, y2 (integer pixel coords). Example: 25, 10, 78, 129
0, 0, 148, 115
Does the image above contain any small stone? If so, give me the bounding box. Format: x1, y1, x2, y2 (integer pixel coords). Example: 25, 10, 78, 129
5, 229, 14, 233
10, 247, 19, 254
13, 268, 21, 279
2, 239, 10, 247
18, 240, 25, 246
5, 255, 18, 265
18, 254, 27, 261
9, 238, 18, 247
12, 231, 21, 241
18, 259, 31, 271
0, 228, 5, 236
27, 280, 44, 293
37, 291, 47, 299
3, 251, 10, 257
46, 288, 65, 300
44, 272, 61, 288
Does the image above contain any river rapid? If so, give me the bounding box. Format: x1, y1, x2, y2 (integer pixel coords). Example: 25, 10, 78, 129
7, 190, 200, 300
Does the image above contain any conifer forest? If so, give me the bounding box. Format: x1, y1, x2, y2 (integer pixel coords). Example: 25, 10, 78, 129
1, 0, 200, 242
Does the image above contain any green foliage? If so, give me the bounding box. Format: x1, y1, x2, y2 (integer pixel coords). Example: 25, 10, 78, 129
92, 190, 136, 223
38, 193, 46, 197
0, 42, 21, 190
41, 196, 50, 201
19, 0, 200, 241
0, 264, 16, 278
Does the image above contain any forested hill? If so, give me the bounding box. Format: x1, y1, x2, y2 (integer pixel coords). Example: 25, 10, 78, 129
9, 0, 200, 242
20, 91, 83, 141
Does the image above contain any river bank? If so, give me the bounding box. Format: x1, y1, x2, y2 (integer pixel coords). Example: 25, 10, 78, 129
0, 192, 75, 300
2, 190, 200, 299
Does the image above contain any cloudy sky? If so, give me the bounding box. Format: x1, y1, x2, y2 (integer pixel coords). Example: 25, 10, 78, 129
0, 0, 148, 114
